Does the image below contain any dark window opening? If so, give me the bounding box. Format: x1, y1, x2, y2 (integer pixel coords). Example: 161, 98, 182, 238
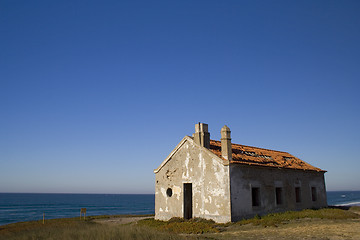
276, 187, 283, 205
252, 187, 260, 207
166, 188, 173, 197
311, 187, 317, 201
295, 187, 301, 203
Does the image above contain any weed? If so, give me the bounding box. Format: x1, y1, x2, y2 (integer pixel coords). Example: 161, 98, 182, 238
0, 221, 187, 240
1, 208, 358, 239
138, 218, 220, 234
349, 206, 360, 212
236, 208, 359, 227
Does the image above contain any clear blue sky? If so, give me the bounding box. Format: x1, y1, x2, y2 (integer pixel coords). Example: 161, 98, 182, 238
1, 0, 359, 193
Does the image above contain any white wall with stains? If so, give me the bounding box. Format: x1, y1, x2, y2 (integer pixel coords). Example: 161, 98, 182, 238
154, 137, 231, 223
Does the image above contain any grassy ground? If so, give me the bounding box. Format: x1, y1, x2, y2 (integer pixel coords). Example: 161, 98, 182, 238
0, 216, 187, 240
1, 207, 359, 240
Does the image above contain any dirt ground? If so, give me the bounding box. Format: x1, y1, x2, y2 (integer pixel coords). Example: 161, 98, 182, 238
93, 212, 360, 240
210, 218, 360, 240
93, 216, 153, 225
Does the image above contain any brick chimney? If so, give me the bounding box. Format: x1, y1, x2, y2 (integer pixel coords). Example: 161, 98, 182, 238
221, 125, 232, 160
193, 123, 210, 149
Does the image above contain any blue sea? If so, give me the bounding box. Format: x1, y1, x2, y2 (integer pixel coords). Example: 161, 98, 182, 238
0, 191, 359, 226
327, 191, 360, 206
0, 193, 154, 226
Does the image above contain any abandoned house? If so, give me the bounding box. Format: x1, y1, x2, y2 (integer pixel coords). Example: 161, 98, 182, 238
154, 123, 327, 223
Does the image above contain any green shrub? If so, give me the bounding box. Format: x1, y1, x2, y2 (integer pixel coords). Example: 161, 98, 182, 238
138, 218, 219, 234
236, 208, 359, 227
189, 218, 216, 224
168, 217, 185, 223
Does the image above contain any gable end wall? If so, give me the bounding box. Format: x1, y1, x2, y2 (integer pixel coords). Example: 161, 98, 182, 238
155, 139, 231, 223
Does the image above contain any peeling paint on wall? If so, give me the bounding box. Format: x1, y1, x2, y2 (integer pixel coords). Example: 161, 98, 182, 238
207, 186, 225, 197
173, 185, 181, 200
182, 152, 190, 180
160, 187, 167, 198
155, 137, 232, 223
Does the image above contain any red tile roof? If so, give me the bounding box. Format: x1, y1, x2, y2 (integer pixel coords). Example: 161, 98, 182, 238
209, 140, 324, 172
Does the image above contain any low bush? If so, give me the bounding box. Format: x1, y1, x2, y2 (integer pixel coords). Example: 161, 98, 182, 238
138, 218, 219, 234
236, 208, 360, 227
350, 206, 360, 212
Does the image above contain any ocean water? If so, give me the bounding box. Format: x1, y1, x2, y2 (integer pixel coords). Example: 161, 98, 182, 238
326, 191, 360, 206
0, 191, 359, 226
0, 193, 154, 226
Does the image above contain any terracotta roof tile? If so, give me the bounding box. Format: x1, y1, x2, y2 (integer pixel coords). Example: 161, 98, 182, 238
209, 140, 324, 172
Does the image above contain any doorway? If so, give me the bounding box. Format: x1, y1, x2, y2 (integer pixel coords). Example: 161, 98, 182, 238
183, 183, 192, 219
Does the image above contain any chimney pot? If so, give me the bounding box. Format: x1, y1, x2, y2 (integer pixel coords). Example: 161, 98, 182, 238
221, 125, 232, 161
194, 123, 210, 149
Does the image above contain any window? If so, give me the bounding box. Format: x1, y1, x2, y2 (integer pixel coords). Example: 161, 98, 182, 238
275, 187, 283, 205
295, 187, 301, 203
252, 187, 260, 206
166, 188, 173, 197
311, 187, 317, 201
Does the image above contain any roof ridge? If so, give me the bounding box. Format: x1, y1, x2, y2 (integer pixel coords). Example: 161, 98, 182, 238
210, 139, 290, 154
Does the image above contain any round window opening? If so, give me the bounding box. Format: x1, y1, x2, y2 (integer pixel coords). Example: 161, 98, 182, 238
166, 188, 173, 197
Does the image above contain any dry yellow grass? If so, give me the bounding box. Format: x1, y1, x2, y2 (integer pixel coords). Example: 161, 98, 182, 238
1, 208, 359, 240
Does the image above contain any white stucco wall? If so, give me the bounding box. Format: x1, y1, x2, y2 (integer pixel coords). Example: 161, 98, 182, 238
154, 137, 231, 223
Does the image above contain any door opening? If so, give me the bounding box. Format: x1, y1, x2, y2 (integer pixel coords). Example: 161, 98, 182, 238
183, 183, 192, 219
